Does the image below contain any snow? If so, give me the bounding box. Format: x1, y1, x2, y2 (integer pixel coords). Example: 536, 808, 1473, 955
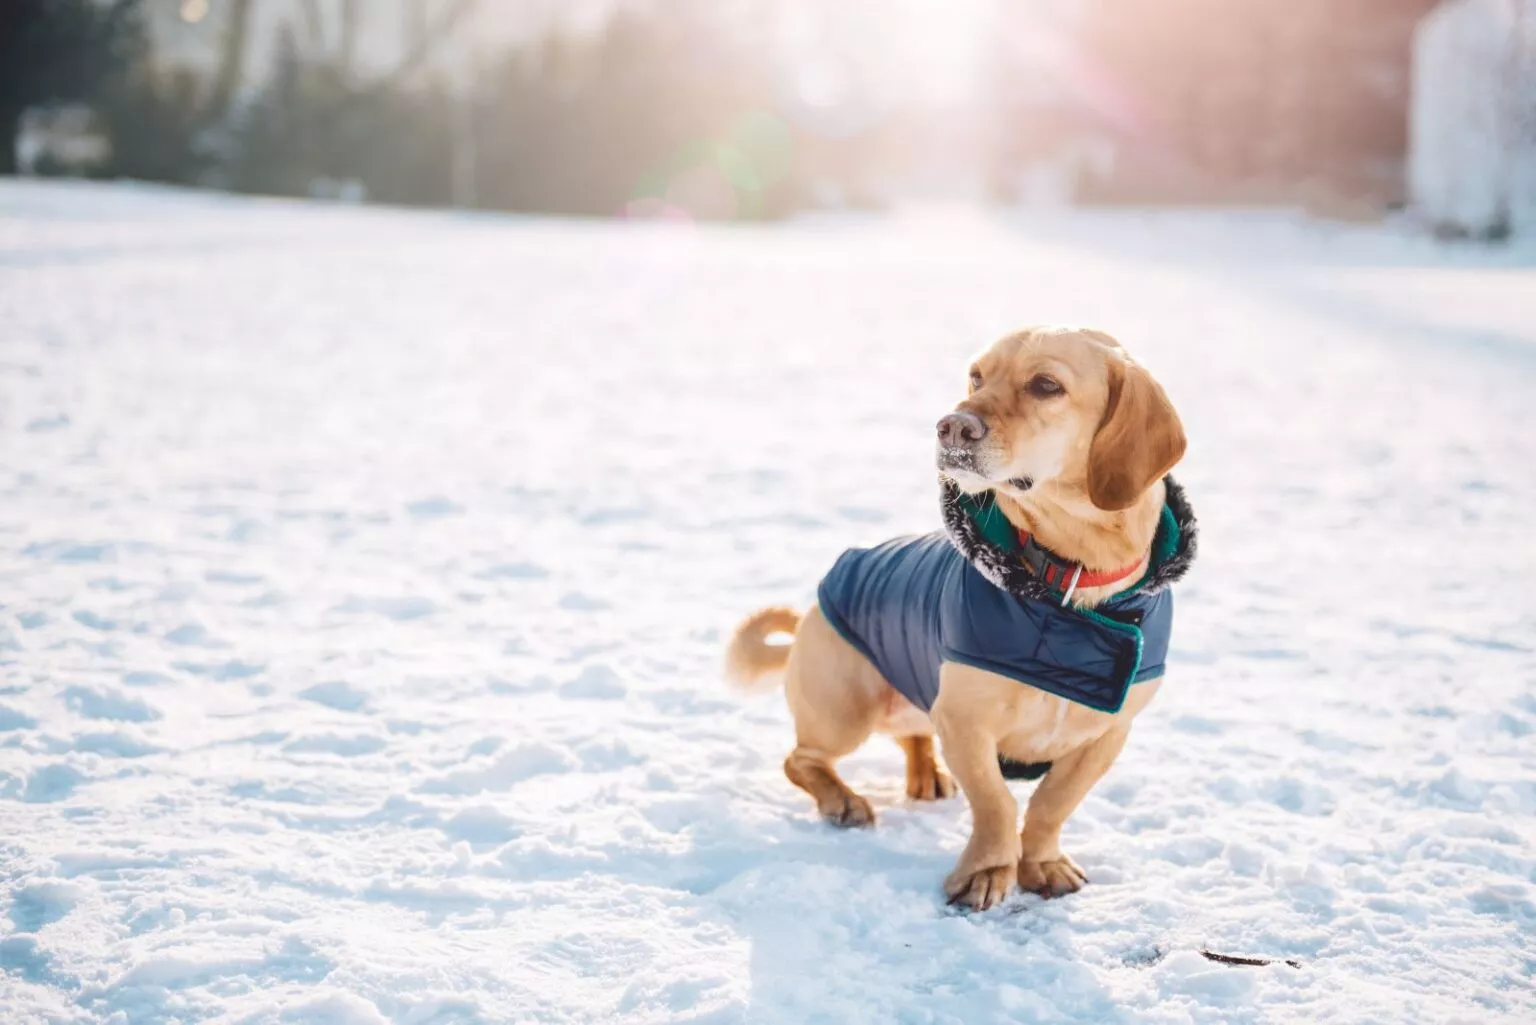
2, 181, 1535, 1024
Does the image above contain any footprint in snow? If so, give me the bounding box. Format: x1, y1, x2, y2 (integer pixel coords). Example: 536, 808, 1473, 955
25, 413, 70, 433
578, 506, 649, 526
407, 496, 465, 519
297, 681, 369, 712
9, 882, 82, 932
71, 610, 117, 632
0, 936, 72, 987
559, 664, 627, 700
283, 734, 388, 757
204, 569, 265, 586
22, 765, 85, 803
576, 737, 644, 771
417, 742, 577, 795
489, 674, 552, 695
440, 806, 522, 846
63, 686, 160, 723
25, 541, 113, 564
0, 705, 37, 731
474, 561, 549, 581
172, 659, 266, 682
73, 732, 159, 758
332, 596, 438, 621
164, 622, 224, 647
1263, 777, 1337, 816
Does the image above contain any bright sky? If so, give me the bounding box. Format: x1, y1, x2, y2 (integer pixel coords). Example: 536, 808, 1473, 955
768, 0, 1000, 110
889, 0, 998, 105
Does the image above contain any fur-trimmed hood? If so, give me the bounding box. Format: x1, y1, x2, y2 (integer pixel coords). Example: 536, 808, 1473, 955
939, 476, 1198, 606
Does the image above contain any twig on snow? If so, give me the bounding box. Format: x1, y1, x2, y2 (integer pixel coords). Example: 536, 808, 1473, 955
1199, 949, 1302, 969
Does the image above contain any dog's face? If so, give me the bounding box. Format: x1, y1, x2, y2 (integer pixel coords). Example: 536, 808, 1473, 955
936, 327, 1186, 511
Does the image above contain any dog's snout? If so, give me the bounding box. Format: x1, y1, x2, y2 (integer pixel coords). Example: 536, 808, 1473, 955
937, 411, 987, 448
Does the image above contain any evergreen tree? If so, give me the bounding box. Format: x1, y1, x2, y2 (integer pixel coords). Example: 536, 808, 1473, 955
0, 0, 144, 174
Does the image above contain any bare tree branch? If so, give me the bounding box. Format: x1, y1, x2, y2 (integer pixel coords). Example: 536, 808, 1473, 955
1200, 950, 1302, 969
359, 0, 478, 93
299, 0, 325, 55
202, 0, 252, 125
337, 0, 358, 77
310, 0, 478, 170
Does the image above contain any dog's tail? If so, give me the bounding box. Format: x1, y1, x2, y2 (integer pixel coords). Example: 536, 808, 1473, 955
724, 606, 801, 693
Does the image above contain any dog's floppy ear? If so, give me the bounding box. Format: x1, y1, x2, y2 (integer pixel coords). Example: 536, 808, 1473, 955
1087, 355, 1185, 511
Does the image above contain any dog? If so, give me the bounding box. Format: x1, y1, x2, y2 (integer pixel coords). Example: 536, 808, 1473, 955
725, 326, 1196, 911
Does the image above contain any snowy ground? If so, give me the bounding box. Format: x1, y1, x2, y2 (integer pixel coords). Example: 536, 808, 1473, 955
2, 181, 1534, 1024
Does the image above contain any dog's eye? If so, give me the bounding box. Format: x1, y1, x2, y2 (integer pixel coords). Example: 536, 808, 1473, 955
1026, 375, 1064, 398
968, 368, 983, 391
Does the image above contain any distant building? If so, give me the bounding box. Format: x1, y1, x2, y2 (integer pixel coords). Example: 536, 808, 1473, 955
1409, 0, 1536, 238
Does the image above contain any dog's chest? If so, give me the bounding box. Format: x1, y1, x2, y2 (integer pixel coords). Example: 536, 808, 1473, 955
997, 679, 1163, 763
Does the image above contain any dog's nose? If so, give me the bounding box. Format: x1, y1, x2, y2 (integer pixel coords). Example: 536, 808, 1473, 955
937, 411, 987, 448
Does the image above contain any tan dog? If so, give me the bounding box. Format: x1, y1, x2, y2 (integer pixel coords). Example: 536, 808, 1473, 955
726, 327, 1189, 911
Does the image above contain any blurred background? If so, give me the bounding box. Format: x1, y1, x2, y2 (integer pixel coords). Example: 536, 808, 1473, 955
4, 5, 1536, 1020
3, 0, 1532, 237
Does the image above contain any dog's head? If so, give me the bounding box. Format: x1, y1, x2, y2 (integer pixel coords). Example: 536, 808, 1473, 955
936, 327, 1185, 511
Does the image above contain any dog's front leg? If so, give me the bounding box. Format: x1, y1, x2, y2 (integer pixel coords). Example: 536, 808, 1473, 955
1016, 724, 1131, 898
932, 663, 1020, 911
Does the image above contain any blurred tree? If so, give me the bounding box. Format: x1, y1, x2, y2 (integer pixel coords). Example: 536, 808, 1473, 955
7, 0, 859, 219
204, 0, 254, 127
227, 1, 475, 205
477, 1, 790, 219
94, 0, 251, 185
0, 0, 145, 174
97, 66, 208, 184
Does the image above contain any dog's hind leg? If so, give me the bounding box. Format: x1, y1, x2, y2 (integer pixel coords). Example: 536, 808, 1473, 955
782, 607, 882, 828
784, 741, 876, 828
896, 735, 956, 801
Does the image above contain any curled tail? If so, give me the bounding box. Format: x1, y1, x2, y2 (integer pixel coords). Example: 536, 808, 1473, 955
724, 606, 802, 693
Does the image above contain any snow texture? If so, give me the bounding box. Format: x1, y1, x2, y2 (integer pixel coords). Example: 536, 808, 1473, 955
2, 182, 1535, 1024
1411, 0, 1536, 236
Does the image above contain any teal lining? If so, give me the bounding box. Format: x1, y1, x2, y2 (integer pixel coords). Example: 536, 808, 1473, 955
957, 490, 1183, 606
1077, 605, 1145, 706
962, 493, 1022, 554
1121, 504, 1180, 598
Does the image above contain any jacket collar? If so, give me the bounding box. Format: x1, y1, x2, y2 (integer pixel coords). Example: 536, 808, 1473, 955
940, 476, 1198, 606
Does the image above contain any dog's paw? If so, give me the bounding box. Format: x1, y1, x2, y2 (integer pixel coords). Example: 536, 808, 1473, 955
822, 791, 876, 829
944, 863, 1014, 911
906, 767, 957, 802
1018, 855, 1087, 898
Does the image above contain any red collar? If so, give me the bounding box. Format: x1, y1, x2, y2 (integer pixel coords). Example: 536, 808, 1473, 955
1016, 529, 1145, 601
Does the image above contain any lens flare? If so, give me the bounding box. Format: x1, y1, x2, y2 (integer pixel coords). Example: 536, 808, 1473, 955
626, 111, 796, 223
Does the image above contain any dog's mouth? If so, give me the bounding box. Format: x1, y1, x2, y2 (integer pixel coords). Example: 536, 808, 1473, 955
937, 450, 1034, 495
936, 447, 980, 475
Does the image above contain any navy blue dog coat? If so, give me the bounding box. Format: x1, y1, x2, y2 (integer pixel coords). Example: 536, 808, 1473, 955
816, 478, 1196, 716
